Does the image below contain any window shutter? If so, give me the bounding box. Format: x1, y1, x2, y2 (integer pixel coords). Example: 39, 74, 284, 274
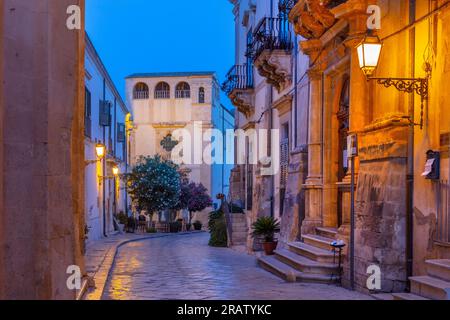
117, 123, 125, 142
99, 100, 111, 126
84, 88, 92, 137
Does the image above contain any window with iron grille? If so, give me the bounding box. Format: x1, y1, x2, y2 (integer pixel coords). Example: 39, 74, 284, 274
175, 82, 191, 99
99, 100, 111, 127
117, 123, 126, 143
198, 87, 205, 103
155, 82, 170, 99
84, 87, 92, 137
246, 140, 253, 211
133, 82, 149, 99
436, 180, 450, 244
279, 130, 289, 216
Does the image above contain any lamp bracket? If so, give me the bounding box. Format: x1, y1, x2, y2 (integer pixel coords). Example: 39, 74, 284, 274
85, 159, 100, 166
367, 77, 428, 129
368, 77, 428, 100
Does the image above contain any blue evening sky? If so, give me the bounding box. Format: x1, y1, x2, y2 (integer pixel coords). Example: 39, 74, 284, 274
85, 0, 235, 109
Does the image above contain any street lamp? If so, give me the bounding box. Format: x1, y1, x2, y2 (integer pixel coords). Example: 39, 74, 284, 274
356, 33, 382, 77
85, 143, 106, 165
96, 143, 106, 159
112, 166, 119, 177
356, 30, 429, 129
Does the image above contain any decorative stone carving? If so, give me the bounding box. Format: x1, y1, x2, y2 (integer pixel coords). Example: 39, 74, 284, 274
289, 0, 339, 40
254, 50, 293, 93
228, 89, 255, 118
273, 93, 293, 116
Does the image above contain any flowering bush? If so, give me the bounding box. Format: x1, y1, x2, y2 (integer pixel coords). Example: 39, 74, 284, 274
126, 155, 181, 217
186, 182, 213, 223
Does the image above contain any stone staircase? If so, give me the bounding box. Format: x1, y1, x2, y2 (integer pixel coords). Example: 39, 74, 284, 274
230, 214, 248, 247
372, 259, 450, 300
258, 227, 342, 284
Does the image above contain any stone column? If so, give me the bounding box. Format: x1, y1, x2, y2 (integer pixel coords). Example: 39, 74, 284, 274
302, 68, 324, 235
0, 0, 85, 299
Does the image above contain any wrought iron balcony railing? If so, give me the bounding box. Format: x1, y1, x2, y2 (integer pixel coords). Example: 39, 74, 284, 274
278, 0, 297, 15
221, 64, 254, 95
248, 17, 293, 62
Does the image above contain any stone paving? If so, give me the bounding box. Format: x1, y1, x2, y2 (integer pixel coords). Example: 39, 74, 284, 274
103, 232, 371, 300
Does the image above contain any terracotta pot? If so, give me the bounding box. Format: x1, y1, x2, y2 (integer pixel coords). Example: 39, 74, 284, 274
262, 241, 278, 255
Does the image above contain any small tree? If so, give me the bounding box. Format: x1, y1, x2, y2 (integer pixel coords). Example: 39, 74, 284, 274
186, 182, 212, 223
126, 155, 180, 219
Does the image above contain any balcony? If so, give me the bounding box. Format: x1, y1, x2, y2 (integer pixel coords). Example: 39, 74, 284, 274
222, 65, 254, 118
249, 17, 293, 92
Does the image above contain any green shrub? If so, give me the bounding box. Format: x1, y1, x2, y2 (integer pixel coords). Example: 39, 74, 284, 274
169, 221, 182, 233
229, 203, 244, 214
116, 211, 128, 225
251, 216, 280, 242
146, 227, 157, 234
208, 210, 228, 247
193, 220, 203, 230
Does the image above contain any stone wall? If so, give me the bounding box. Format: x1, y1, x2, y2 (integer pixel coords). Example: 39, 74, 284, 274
353, 122, 409, 293
279, 146, 308, 246
0, 0, 85, 299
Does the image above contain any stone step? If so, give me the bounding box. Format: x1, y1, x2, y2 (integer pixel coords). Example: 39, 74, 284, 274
426, 259, 450, 282
231, 222, 247, 228
288, 242, 337, 264
392, 293, 430, 301
302, 234, 336, 251
231, 215, 246, 222
232, 231, 248, 238
232, 226, 247, 232
410, 275, 450, 300
370, 293, 395, 300
274, 249, 339, 275
258, 256, 337, 284
316, 227, 338, 239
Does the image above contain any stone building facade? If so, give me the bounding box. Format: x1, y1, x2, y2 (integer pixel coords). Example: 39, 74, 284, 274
84, 35, 130, 243
126, 72, 234, 225
226, 0, 450, 295
224, 0, 311, 250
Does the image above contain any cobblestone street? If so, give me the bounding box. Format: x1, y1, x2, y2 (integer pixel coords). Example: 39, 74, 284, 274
103, 233, 370, 300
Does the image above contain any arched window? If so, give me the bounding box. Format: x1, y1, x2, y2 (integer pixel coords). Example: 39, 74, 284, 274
154, 82, 170, 99
175, 82, 191, 99
133, 82, 149, 99
198, 87, 205, 103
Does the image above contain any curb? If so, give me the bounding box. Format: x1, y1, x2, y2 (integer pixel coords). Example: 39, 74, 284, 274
82, 231, 205, 300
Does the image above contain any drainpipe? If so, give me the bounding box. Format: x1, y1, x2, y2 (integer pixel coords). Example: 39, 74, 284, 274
406, 0, 416, 289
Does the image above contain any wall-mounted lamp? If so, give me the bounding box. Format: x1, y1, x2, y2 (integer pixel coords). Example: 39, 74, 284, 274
85, 143, 106, 166
356, 31, 429, 129
112, 166, 120, 177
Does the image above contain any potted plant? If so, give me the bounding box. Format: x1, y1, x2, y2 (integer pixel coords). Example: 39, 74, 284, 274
186, 223, 192, 231
193, 220, 203, 231
251, 216, 281, 255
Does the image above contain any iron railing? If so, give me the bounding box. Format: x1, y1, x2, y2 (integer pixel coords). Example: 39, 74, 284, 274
278, 0, 297, 15
249, 17, 293, 62
325, 0, 348, 9
134, 90, 149, 100
436, 180, 450, 244
221, 64, 254, 95
154, 90, 170, 99
175, 90, 191, 99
